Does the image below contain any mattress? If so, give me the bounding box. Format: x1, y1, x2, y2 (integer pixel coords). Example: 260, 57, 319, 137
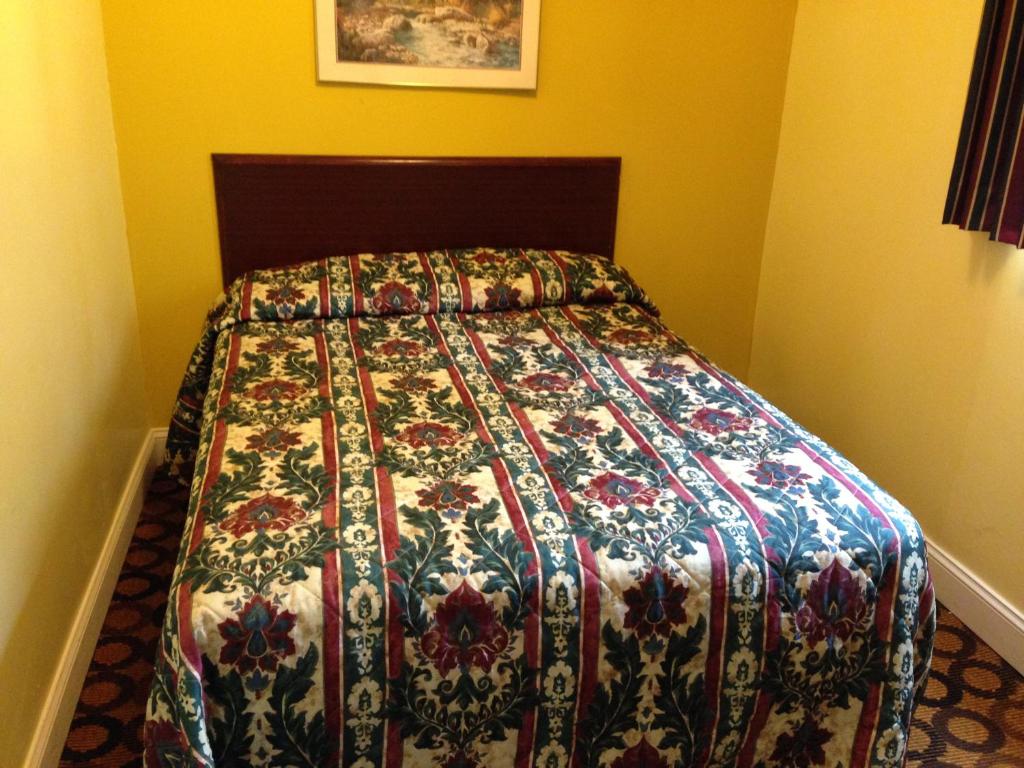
146, 249, 934, 768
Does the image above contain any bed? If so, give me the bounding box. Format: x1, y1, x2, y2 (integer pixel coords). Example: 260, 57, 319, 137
145, 155, 935, 768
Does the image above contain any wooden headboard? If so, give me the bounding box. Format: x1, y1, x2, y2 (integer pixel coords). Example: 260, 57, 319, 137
212, 154, 621, 287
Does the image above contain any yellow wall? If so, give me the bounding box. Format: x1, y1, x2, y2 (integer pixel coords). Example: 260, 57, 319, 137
0, 1, 149, 763
750, 0, 1024, 613
99, 0, 797, 424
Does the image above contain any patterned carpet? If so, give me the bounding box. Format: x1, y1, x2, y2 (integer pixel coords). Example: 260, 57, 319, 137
906, 612, 1024, 766
60, 470, 1024, 767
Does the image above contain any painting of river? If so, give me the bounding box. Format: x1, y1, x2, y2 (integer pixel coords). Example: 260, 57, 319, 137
336, 1, 524, 70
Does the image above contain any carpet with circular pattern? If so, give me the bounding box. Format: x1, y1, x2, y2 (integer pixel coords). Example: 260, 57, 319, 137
59, 471, 1024, 767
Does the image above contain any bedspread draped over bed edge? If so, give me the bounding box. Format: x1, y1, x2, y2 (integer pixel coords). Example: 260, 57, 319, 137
148, 249, 934, 768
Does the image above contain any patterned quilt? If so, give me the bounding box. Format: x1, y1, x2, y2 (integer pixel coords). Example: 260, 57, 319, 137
146, 250, 935, 768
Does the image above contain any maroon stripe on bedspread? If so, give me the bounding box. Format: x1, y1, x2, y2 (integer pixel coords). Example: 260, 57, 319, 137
562, 308, 775, 761
692, 450, 780, 765
559, 307, 778, 761
241, 276, 253, 322
456, 314, 589, 764
698, 529, 729, 767
540, 308, 734, 760
575, 539, 602, 768
314, 327, 342, 767
736, 691, 774, 767
687, 354, 904, 767
534, 311, 699, 507
552, 307, 737, 763
850, 546, 901, 768
425, 314, 542, 765
349, 317, 405, 768
456, 315, 573, 513
527, 252, 544, 308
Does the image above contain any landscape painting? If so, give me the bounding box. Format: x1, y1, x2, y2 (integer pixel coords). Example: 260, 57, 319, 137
315, 0, 541, 89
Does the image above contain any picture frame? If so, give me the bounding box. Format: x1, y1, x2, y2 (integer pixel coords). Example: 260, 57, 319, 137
314, 1, 540, 90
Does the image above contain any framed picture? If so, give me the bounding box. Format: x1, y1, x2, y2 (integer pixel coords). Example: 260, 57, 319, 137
315, 1, 540, 90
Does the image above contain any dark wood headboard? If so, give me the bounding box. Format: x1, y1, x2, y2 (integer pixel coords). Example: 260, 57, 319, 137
212, 154, 621, 287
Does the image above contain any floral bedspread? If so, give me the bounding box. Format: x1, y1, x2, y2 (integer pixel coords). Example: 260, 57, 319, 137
147, 250, 934, 768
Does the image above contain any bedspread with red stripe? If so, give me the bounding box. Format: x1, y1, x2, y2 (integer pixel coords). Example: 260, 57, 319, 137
147, 250, 934, 768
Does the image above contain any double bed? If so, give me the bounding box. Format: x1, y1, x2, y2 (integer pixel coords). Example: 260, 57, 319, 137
146, 155, 934, 768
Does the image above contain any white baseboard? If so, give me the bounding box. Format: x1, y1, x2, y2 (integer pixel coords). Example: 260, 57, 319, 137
926, 536, 1024, 674
25, 427, 167, 768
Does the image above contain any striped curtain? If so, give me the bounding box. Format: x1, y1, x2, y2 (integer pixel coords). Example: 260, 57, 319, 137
944, 0, 1024, 246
